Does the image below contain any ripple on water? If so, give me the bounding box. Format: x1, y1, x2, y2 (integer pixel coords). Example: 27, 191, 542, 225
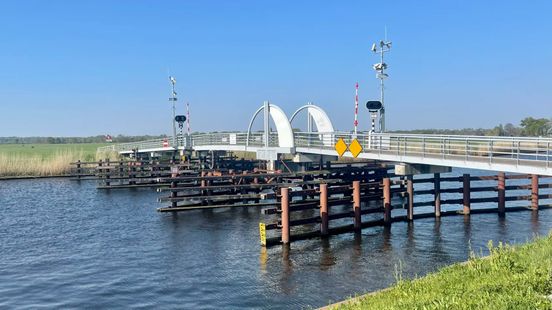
0, 173, 551, 309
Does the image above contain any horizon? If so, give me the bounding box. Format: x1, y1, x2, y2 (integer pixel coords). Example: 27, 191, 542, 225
1, 1, 551, 136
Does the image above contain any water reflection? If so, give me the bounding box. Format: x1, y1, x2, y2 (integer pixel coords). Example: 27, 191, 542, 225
319, 238, 336, 271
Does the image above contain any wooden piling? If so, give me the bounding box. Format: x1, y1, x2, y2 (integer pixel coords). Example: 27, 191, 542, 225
383, 177, 391, 226
406, 175, 414, 221
434, 173, 441, 217
105, 159, 111, 187
353, 180, 361, 231
320, 183, 329, 236
76, 160, 81, 179
531, 174, 539, 211
281, 187, 290, 244
463, 173, 470, 215
171, 180, 177, 208
498, 172, 505, 216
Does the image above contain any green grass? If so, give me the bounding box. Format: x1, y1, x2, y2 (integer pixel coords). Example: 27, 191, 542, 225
0, 143, 106, 161
334, 234, 552, 309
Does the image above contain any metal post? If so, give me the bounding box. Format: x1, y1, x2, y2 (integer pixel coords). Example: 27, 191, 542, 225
498, 172, 505, 216
531, 174, 539, 211
434, 173, 441, 217
281, 187, 290, 244
353, 181, 361, 231
383, 178, 391, 226
320, 183, 329, 236
406, 175, 414, 221
463, 174, 470, 215
263, 101, 270, 148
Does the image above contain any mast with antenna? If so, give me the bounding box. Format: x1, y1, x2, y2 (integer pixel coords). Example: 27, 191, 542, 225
371, 31, 391, 132
353, 82, 359, 136
169, 76, 178, 147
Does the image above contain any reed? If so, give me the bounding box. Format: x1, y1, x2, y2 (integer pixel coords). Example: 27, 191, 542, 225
0, 149, 87, 177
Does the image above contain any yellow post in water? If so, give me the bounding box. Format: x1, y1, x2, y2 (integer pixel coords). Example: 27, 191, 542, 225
259, 223, 266, 246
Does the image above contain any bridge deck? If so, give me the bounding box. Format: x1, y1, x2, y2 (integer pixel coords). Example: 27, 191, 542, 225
97, 132, 552, 176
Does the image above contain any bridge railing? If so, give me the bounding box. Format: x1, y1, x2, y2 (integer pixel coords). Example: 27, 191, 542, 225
294, 132, 552, 167
191, 132, 279, 148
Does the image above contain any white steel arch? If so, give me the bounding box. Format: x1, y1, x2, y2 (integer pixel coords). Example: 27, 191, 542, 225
289, 104, 335, 133
246, 102, 295, 148
290, 103, 335, 147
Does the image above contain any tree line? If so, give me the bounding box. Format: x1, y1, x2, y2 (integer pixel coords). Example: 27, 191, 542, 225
392, 117, 552, 137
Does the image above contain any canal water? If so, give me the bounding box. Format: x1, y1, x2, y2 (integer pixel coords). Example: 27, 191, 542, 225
1, 169, 551, 309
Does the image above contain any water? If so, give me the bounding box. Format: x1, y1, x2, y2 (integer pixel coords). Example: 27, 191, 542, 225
1, 171, 551, 309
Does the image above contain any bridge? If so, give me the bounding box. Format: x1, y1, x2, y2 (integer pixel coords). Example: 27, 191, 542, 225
98, 102, 552, 176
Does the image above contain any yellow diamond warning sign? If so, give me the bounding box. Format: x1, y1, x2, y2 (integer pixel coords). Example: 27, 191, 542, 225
335, 138, 348, 157
349, 138, 363, 158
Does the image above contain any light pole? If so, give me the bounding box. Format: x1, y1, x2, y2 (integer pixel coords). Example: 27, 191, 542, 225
169, 76, 178, 147
371, 39, 391, 132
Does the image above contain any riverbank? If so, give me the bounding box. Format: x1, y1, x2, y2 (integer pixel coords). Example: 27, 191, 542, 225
330, 233, 552, 309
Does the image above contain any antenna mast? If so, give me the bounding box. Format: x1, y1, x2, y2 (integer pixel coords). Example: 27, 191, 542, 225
353, 82, 359, 136
371, 34, 392, 132
169, 76, 178, 147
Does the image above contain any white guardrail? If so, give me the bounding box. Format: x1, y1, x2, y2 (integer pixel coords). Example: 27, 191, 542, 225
98, 131, 552, 168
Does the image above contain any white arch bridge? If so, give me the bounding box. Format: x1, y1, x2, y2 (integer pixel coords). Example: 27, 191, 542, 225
98, 102, 552, 176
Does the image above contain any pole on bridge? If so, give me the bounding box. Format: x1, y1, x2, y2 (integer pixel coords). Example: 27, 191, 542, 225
320, 183, 329, 236
406, 175, 414, 221
434, 173, 441, 217
498, 172, 506, 216
383, 178, 392, 226
531, 174, 539, 211
281, 187, 290, 244
463, 174, 471, 215
353, 181, 361, 231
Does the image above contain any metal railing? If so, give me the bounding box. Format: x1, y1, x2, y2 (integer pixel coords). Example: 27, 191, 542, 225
294, 132, 552, 167
98, 131, 552, 168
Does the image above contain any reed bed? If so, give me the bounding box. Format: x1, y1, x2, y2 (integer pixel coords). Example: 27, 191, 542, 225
0, 147, 115, 177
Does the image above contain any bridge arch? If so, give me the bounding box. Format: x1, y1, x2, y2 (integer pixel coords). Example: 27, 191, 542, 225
290, 103, 335, 147
289, 103, 335, 133
246, 102, 295, 148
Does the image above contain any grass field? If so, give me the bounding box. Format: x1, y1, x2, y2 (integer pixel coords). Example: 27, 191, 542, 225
332, 234, 552, 309
0, 143, 110, 177
0, 143, 106, 160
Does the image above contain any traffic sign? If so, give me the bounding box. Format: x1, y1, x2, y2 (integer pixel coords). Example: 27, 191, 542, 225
335, 138, 348, 157
349, 138, 363, 158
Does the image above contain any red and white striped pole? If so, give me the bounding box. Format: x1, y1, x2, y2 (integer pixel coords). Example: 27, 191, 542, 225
186, 102, 191, 136
353, 82, 359, 136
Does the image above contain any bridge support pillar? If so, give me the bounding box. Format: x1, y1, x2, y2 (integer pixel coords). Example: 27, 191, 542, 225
383, 178, 392, 226
434, 173, 441, 217
531, 174, 539, 211
498, 172, 506, 216
281, 187, 290, 244
406, 175, 414, 221
320, 184, 329, 236
462, 174, 471, 215
353, 181, 361, 231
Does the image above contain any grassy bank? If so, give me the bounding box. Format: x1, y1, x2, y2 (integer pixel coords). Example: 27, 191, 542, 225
333, 234, 552, 309
0, 143, 112, 177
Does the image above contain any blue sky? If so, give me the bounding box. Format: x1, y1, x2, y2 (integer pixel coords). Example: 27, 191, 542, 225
0, 1, 551, 136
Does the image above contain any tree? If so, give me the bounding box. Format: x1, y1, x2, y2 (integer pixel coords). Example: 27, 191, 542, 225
520, 117, 552, 136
